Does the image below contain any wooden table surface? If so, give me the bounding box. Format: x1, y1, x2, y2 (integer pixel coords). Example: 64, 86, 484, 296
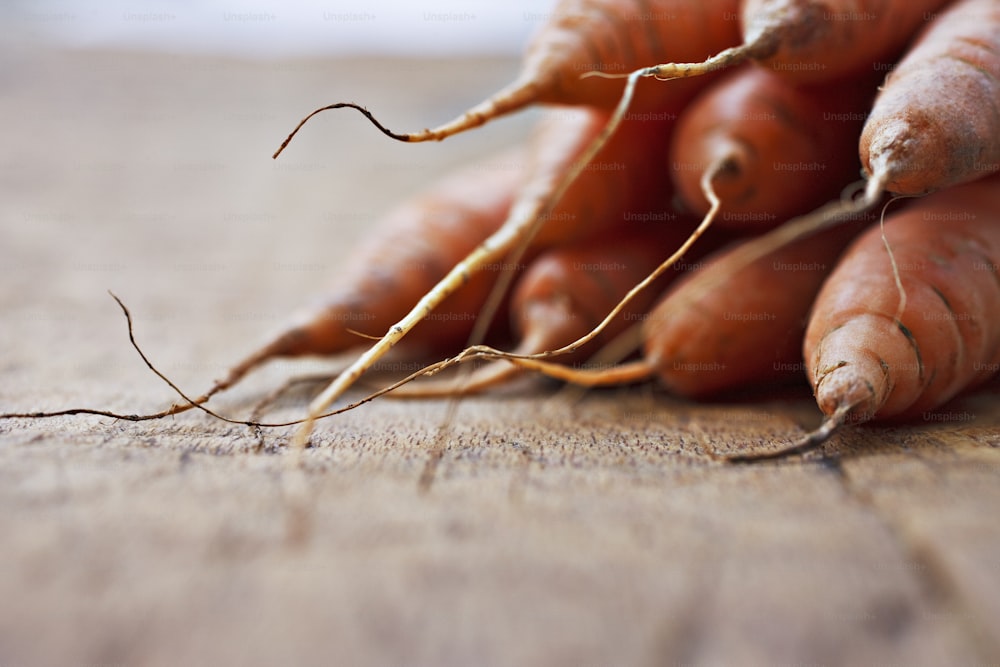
2, 41, 999, 667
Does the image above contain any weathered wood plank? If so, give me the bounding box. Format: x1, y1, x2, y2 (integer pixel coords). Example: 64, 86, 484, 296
2, 43, 998, 667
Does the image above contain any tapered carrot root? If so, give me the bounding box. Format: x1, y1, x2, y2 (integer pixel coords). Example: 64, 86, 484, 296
488, 0, 741, 111
806, 174, 1000, 425
670, 63, 879, 229
436, 354, 656, 390
860, 0, 1000, 195
272, 0, 740, 149
388, 221, 698, 397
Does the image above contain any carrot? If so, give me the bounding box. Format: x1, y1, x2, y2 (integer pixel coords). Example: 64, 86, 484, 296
157, 148, 526, 416
669, 63, 878, 229
656, 0, 999, 410
647, 214, 870, 395
292, 105, 687, 445
860, 0, 1000, 196
388, 221, 698, 397
273, 0, 741, 148
805, 174, 1000, 426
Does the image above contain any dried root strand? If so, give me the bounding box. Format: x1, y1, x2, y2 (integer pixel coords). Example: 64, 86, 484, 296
0, 292, 462, 433
0, 292, 241, 425
718, 401, 857, 464
273, 102, 412, 158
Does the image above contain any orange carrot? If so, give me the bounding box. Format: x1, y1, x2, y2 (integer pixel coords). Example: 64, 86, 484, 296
389, 221, 698, 397
669, 63, 878, 229
580, 0, 952, 234
805, 174, 1000, 427
640, 215, 866, 397
860, 0, 1000, 196
273, 0, 740, 147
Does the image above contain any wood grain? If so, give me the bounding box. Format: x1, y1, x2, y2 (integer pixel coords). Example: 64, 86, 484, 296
1, 42, 998, 667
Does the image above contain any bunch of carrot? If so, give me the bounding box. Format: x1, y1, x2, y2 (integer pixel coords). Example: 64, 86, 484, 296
251, 0, 1000, 454
7, 0, 999, 459
241, 0, 1000, 455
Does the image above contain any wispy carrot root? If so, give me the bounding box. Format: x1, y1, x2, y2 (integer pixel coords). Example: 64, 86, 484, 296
0, 293, 389, 430
272, 0, 740, 147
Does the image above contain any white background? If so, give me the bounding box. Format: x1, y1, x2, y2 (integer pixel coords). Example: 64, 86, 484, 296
9, 0, 560, 57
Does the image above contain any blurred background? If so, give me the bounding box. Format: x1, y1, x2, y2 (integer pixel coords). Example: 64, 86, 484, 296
0, 0, 554, 401
5, 0, 557, 56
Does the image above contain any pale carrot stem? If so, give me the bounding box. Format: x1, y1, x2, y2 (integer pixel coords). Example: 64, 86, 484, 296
581, 30, 775, 83
386, 324, 557, 398
877, 194, 920, 323
551, 322, 646, 403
